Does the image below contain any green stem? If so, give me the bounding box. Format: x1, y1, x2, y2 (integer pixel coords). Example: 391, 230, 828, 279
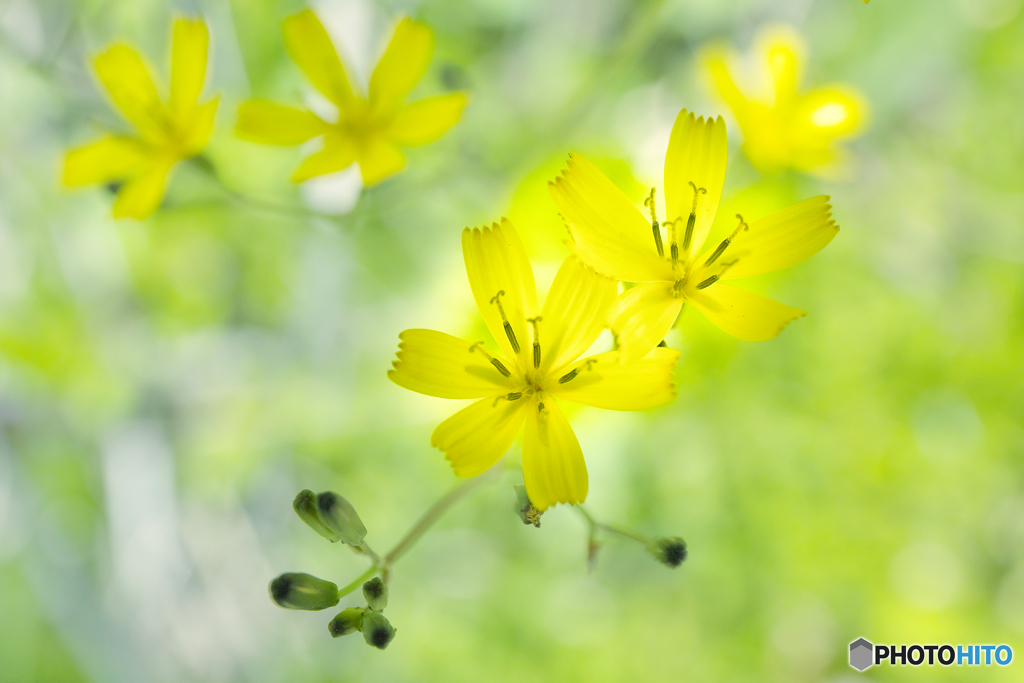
576, 505, 650, 545
384, 470, 498, 567
333, 468, 500, 593
336, 564, 378, 598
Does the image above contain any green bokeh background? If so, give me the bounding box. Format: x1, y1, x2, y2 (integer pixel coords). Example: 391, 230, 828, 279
1, 0, 1022, 681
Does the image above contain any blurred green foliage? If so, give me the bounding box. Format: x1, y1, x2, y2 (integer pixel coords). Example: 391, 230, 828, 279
0, 0, 1022, 681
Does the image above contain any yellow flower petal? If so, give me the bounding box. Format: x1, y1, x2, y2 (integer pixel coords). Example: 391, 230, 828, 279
663, 110, 728, 259
282, 9, 355, 107
111, 157, 175, 219
762, 27, 804, 100
549, 153, 671, 283
431, 395, 528, 477
355, 136, 406, 185
368, 17, 433, 115
687, 282, 805, 342
387, 92, 468, 147
609, 282, 683, 362
538, 256, 617, 374
387, 329, 515, 399
62, 136, 148, 187
291, 132, 356, 183
461, 219, 539, 364
179, 97, 218, 154
93, 44, 165, 140
236, 101, 327, 145
715, 195, 838, 280
522, 400, 587, 511
169, 18, 208, 115
550, 348, 678, 411
798, 86, 866, 138
704, 46, 748, 115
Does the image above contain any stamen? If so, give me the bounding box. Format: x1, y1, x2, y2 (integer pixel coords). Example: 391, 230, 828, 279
661, 217, 680, 263
493, 391, 523, 407
696, 275, 718, 290
557, 359, 597, 384
527, 317, 543, 369
469, 342, 511, 378
490, 290, 520, 354
644, 188, 664, 257
683, 181, 706, 251
704, 214, 748, 267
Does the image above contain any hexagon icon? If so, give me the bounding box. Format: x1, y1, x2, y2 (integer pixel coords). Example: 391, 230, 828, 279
849, 638, 874, 671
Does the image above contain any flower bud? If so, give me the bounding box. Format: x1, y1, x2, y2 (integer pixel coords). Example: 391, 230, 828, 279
362, 577, 389, 611
362, 610, 396, 649
293, 489, 341, 542
647, 537, 687, 568
513, 485, 542, 528
328, 607, 365, 637
316, 492, 367, 546
269, 572, 340, 610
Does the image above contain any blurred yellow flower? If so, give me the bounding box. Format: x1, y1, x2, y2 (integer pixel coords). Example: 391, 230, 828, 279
388, 219, 678, 511
236, 10, 467, 186
550, 110, 839, 358
61, 18, 218, 219
702, 25, 866, 178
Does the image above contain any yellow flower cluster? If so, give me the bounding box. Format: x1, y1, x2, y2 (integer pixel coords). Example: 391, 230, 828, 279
61, 11, 466, 218
390, 109, 840, 510
59, 11, 855, 513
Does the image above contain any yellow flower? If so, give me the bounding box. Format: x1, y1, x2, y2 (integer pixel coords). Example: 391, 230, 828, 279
62, 18, 218, 219
549, 110, 839, 359
703, 25, 866, 178
236, 10, 467, 186
388, 219, 678, 511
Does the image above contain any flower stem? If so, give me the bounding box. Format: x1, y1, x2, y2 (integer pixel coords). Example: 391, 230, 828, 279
337, 564, 378, 598
334, 468, 500, 591
384, 469, 498, 567
576, 505, 650, 545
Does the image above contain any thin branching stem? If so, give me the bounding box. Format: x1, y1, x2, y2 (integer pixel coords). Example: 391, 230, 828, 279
384, 468, 499, 567
577, 505, 650, 545
337, 564, 379, 598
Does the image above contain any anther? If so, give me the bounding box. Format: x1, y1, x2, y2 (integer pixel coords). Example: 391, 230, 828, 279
493, 391, 523, 407
557, 359, 596, 384
695, 275, 719, 290
704, 214, 748, 267
490, 290, 520, 354
527, 317, 542, 369
683, 181, 706, 251
469, 342, 511, 378
644, 188, 664, 257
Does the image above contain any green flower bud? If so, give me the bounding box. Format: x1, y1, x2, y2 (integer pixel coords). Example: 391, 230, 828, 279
328, 607, 365, 637
293, 489, 341, 542
268, 573, 340, 610
513, 484, 543, 528
362, 577, 389, 611
316, 492, 367, 546
362, 610, 396, 649
647, 537, 687, 568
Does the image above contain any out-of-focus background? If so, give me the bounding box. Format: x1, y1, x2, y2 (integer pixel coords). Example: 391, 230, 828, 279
1, 0, 1022, 680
